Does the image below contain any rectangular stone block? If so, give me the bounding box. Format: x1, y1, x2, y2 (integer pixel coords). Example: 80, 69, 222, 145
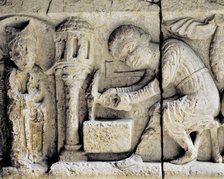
83, 119, 133, 153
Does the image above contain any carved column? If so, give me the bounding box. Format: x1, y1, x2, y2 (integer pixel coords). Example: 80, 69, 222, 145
54, 17, 94, 161
63, 76, 84, 148
55, 69, 66, 152
57, 64, 90, 161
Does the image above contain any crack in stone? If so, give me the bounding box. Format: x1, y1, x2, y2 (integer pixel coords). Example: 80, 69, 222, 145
46, 0, 53, 14
158, 0, 165, 178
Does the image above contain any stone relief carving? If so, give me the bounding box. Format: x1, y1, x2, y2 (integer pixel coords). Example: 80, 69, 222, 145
164, 16, 216, 40
96, 24, 222, 165
164, 15, 224, 163
49, 16, 95, 161
1, 1, 224, 177
0, 17, 56, 172
210, 15, 224, 89
7, 24, 51, 168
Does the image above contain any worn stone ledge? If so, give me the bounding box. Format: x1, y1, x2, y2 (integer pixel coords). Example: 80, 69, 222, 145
164, 161, 224, 179
2, 161, 224, 179
50, 161, 162, 179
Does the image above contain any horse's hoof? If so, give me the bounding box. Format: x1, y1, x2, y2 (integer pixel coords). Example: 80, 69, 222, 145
213, 154, 222, 163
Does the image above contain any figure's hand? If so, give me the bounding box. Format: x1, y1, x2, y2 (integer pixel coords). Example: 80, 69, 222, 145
115, 93, 132, 111
98, 89, 132, 111
98, 88, 118, 108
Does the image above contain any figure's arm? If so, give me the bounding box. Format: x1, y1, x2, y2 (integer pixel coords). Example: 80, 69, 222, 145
120, 78, 160, 104
32, 81, 45, 103
97, 78, 160, 111
27, 73, 46, 103
7, 69, 21, 99
115, 69, 153, 93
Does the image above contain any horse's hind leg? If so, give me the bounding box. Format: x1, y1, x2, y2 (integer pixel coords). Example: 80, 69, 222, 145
195, 119, 221, 163
170, 134, 196, 164
194, 131, 203, 158
210, 122, 222, 163
205, 119, 222, 163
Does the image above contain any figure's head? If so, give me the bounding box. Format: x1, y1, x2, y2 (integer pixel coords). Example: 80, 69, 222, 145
108, 25, 159, 70
8, 33, 36, 71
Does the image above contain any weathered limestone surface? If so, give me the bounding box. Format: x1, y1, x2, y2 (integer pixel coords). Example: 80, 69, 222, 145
162, 0, 224, 164
0, 0, 224, 178
50, 161, 162, 179
83, 119, 133, 153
